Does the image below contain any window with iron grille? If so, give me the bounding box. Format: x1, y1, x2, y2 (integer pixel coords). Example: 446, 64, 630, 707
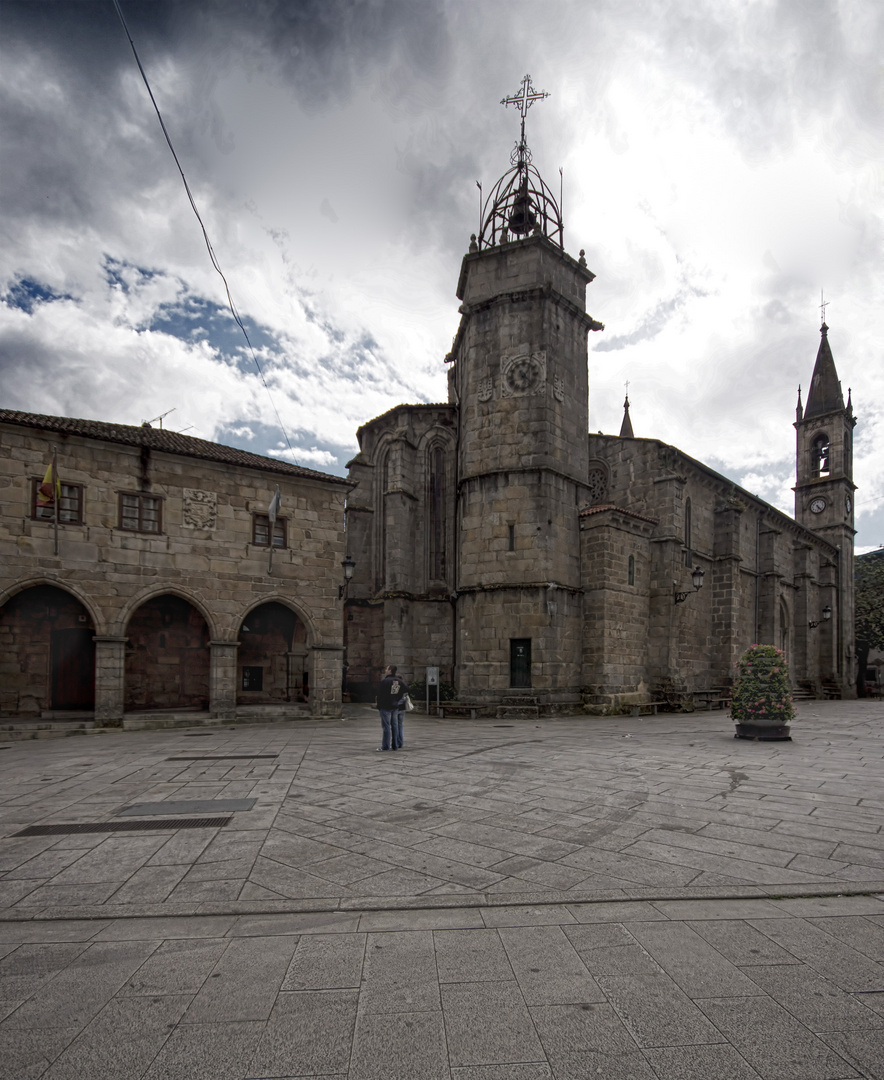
119, 492, 162, 533
252, 514, 286, 548
31, 479, 84, 524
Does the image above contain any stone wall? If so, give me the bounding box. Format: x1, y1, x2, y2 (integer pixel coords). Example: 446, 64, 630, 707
0, 419, 348, 720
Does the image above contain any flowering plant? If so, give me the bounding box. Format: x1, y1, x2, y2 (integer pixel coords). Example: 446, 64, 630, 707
731, 644, 795, 723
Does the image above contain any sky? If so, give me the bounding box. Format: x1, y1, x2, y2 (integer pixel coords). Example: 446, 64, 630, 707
1, 0, 882, 551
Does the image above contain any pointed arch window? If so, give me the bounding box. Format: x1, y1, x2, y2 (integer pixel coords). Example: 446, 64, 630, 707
377, 450, 391, 592
812, 433, 830, 478
684, 498, 693, 568
428, 445, 447, 582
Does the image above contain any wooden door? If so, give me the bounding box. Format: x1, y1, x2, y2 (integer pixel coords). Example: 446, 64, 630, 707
51, 628, 95, 709
510, 638, 532, 688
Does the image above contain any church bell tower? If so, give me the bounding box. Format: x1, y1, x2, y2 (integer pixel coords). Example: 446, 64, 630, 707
447, 76, 604, 704
794, 319, 857, 694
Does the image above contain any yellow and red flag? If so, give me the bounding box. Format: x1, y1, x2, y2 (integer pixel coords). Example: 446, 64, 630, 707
36, 455, 60, 507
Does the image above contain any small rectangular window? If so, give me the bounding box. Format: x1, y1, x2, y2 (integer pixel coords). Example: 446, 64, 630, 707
252, 514, 286, 548
32, 479, 84, 524
241, 666, 264, 691
119, 492, 162, 533
508, 524, 515, 551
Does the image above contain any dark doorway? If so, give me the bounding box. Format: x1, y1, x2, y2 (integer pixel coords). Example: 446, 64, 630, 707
51, 628, 95, 709
0, 585, 95, 715
238, 602, 308, 704
510, 638, 532, 688
125, 595, 210, 711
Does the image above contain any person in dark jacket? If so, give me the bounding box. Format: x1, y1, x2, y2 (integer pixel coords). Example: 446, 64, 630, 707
375, 664, 408, 751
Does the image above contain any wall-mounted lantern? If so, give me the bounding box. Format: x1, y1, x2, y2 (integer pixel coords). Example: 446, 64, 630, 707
674, 566, 705, 604
808, 604, 832, 629
339, 555, 356, 599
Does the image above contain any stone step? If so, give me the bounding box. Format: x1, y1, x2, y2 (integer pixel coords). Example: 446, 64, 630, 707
0, 720, 97, 742
496, 705, 540, 718
122, 708, 310, 731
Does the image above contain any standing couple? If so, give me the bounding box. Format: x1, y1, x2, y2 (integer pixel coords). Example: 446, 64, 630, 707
376, 664, 408, 751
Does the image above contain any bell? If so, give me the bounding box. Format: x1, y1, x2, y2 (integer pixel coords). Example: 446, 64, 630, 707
507, 188, 536, 235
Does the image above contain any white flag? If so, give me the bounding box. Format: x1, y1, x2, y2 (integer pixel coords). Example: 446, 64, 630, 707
268, 485, 281, 523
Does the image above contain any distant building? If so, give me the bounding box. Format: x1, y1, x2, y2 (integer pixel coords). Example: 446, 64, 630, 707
343, 85, 856, 709
0, 413, 349, 722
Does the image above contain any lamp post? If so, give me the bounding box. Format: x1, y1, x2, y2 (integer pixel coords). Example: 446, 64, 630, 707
674, 566, 705, 604
339, 555, 356, 599
808, 604, 832, 630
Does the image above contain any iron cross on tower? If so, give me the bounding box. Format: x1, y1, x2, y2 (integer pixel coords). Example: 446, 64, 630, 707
501, 75, 549, 149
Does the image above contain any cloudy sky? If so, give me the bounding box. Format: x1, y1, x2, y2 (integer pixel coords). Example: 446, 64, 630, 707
2, 0, 882, 550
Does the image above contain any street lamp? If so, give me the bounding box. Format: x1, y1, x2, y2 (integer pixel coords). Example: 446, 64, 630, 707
339, 555, 356, 599
809, 604, 832, 629
674, 566, 705, 604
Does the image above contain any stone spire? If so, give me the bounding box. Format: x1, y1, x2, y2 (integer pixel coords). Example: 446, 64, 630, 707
619, 395, 634, 437
803, 323, 844, 419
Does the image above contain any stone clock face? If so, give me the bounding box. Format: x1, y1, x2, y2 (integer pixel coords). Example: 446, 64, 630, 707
845, 496, 852, 515
501, 350, 547, 397
505, 356, 541, 393
810, 497, 827, 514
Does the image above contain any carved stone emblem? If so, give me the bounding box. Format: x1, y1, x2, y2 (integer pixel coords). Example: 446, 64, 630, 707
477, 375, 493, 402
183, 488, 217, 529
553, 374, 565, 402
501, 349, 547, 397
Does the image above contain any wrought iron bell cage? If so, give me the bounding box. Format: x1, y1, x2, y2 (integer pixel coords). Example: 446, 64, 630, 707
478, 154, 564, 251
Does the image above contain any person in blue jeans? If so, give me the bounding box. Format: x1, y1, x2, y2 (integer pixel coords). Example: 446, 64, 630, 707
375, 664, 408, 751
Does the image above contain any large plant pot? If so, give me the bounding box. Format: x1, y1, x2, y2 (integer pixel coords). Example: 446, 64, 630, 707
734, 718, 791, 741
731, 645, 795, 741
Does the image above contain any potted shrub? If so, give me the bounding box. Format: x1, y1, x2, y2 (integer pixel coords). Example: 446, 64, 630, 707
731, 644, 795, 740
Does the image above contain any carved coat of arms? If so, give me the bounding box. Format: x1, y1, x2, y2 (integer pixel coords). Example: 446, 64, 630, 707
182, 489, 217, 529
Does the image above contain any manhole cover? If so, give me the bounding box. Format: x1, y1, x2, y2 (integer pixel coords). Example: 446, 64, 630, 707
15, 817, 232, 836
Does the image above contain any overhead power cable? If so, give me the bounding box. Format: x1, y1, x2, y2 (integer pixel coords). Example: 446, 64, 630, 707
111, 0, 298, 463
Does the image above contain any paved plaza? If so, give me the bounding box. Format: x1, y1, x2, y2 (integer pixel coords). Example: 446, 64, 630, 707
0, 700, 883, 1079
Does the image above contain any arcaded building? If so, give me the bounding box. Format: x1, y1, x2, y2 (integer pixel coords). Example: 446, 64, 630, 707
343, 82, 856, 709
0, 412, 350, 722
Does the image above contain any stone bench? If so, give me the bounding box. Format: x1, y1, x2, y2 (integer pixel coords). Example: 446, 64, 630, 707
629, 701, 665, 716
437, 702, 492, 720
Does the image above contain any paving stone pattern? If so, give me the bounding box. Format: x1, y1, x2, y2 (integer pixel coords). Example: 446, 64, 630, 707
0, 700, 882, 1078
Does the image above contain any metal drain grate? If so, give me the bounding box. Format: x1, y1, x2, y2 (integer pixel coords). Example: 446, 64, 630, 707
13, 817, 232, 836
166, 755, 278, 761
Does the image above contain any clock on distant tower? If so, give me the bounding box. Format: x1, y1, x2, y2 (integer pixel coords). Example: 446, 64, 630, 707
809, 497, 827, 514
845, 495, 852, 515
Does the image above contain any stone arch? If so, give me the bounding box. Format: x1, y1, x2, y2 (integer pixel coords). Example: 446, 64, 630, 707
811, 431, 830, 478
0, 575, 102, 632
237, 598, 313, 704
123, 592, 211, 713
115, 584, 218, 640
0, 582, 97, 715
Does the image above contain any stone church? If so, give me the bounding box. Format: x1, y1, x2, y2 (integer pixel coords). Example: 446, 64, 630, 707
343, 79, 857, 710
0, 79, 858, 724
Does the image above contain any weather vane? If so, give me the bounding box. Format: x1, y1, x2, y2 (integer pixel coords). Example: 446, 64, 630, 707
501, 75, 549, 149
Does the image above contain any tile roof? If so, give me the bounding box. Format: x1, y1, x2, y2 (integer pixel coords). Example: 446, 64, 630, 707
0, 410, 351, 486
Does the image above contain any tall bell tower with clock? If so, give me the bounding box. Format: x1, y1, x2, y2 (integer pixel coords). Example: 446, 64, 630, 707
794, 318, 857, 693
446, 75, 604, 704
